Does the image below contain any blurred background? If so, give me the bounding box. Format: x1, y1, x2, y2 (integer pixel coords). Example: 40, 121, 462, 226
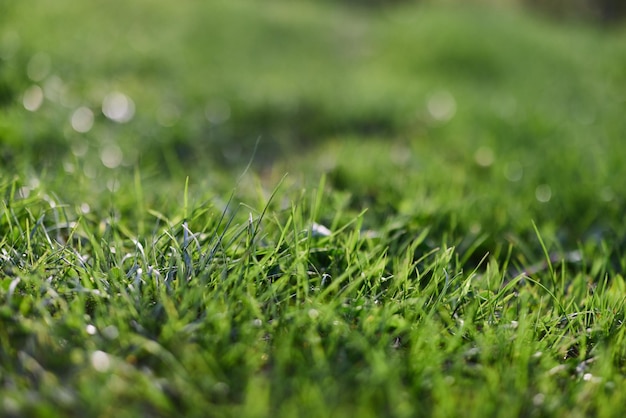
1, 0, 624, 164
1, 0, 625, 251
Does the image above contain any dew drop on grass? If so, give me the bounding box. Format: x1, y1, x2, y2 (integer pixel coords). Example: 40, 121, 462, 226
102, 92, 135, 123
85, 324, 97, 335
29, 178, 40, 189
71, 106, 94, 133
17, 187, 30, 199
91, 350, 111, 372
311, 222, 332, 237
23, 85, 43, 111
535, 184, 552, 203
583, 373, 596, 382
102, 325, 119, 340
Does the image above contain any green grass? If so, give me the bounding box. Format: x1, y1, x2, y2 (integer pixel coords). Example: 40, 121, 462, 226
1, 1, 626, 417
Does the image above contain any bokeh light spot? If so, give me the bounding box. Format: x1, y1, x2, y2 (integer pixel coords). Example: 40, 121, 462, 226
71, 107, 94, 133
100, 144, 123, 168
83, 164, 96, 179
102, 92, 135, 123
504, 161, 523, 182
23, 85, 44, 111
43, 76, 65, 103
90, 350, 111, 372
535, 184, 552, 203
85, 324, 97, 335
474, 146, 495, 167
427, 91, 456, 122
71, 141, 88, 157
63, 161, 75, 173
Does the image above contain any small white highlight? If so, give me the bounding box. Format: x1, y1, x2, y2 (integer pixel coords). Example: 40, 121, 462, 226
311, 223, 332, 237
535, 184, 552, 203
90, 350, 111, 372
102, 325, 119, 340
474, 146, 495, 167
71, 107, 94, 133
100, 144, 123, 168
23, 85, 44, 111
308, 309, 320, 319
71, 141, 88, 157
583, 373, 598, 382
17, 187, 30, 199
102, 92, 135, 123
85, 324, 97, 335
427, 90, 456, 122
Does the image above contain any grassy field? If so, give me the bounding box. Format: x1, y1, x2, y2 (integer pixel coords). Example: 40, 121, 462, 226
2, 0, 626, 417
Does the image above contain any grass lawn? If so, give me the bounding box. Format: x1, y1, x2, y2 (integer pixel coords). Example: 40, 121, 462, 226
1, 1, 626, 416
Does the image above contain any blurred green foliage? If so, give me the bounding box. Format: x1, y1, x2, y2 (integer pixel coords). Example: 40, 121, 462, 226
1, 0, 626, 249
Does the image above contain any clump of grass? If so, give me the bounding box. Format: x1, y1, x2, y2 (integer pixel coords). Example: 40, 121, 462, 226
2, 0, 626, 416
2, 173, 626, 417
